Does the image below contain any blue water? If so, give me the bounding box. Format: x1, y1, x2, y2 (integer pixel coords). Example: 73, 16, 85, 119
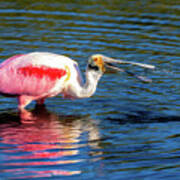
0, 0, 180, 179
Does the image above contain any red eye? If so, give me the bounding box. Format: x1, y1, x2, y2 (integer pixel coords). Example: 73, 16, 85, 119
94, 58, 98, 62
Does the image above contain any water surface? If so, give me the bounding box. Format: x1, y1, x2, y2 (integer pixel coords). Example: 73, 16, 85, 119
0, 0, 180, 179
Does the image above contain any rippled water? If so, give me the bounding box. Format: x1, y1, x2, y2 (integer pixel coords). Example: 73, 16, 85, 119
0, 0, 179, 179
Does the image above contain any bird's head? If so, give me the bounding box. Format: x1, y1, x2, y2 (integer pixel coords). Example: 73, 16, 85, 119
88, 54, 126, 74
88, 54, 106, 74
88, 54, 155, 82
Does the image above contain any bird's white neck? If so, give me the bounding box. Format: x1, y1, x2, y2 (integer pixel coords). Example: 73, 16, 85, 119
66, 69, 102, 99
81, 70, 102, 97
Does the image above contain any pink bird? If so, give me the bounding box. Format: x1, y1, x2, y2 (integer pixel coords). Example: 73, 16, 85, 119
0, 52, 155, 111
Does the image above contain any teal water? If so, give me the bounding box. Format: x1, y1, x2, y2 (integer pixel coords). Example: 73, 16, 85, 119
0, 1, 179, 179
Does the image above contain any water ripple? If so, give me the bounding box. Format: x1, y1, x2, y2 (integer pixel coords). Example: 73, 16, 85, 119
0, 0, 180, 179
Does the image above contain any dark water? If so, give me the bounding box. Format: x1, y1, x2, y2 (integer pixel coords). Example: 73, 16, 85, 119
0, 0, 179, 179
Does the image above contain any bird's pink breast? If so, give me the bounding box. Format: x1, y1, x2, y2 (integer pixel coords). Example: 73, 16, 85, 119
18, 66, 67, 81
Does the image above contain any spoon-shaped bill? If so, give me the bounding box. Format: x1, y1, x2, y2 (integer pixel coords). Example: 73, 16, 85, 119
102, 55, 155, 69
106, 64, 152, 83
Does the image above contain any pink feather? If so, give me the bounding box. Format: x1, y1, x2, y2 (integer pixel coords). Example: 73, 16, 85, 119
0, 52, 73, 109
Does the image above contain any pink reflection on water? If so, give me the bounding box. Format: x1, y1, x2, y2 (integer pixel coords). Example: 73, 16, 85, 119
0, 106, 101, 178
3, 168, 80, 179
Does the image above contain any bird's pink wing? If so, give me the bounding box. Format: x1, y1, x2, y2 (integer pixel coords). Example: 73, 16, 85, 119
0, 54, 25, 68
0, 55, 67, 96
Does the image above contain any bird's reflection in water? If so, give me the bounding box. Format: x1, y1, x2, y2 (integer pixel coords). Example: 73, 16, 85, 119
0, 105, 102, 178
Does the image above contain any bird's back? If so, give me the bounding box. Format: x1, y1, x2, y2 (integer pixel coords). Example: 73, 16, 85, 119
0, 52, 78, 97
0, 52, 75, 69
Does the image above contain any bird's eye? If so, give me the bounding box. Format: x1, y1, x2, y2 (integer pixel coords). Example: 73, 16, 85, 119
94, 58, 98, 62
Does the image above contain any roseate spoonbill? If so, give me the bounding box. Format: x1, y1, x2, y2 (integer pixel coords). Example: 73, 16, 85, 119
0, 52, 155, 111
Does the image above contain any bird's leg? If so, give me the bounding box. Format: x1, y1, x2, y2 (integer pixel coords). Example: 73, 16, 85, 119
36, 98, 45, 105
19, 108, 35, 123
18, 95, 35, 122
36, 98, 46, 109
18, 95, 33, 111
